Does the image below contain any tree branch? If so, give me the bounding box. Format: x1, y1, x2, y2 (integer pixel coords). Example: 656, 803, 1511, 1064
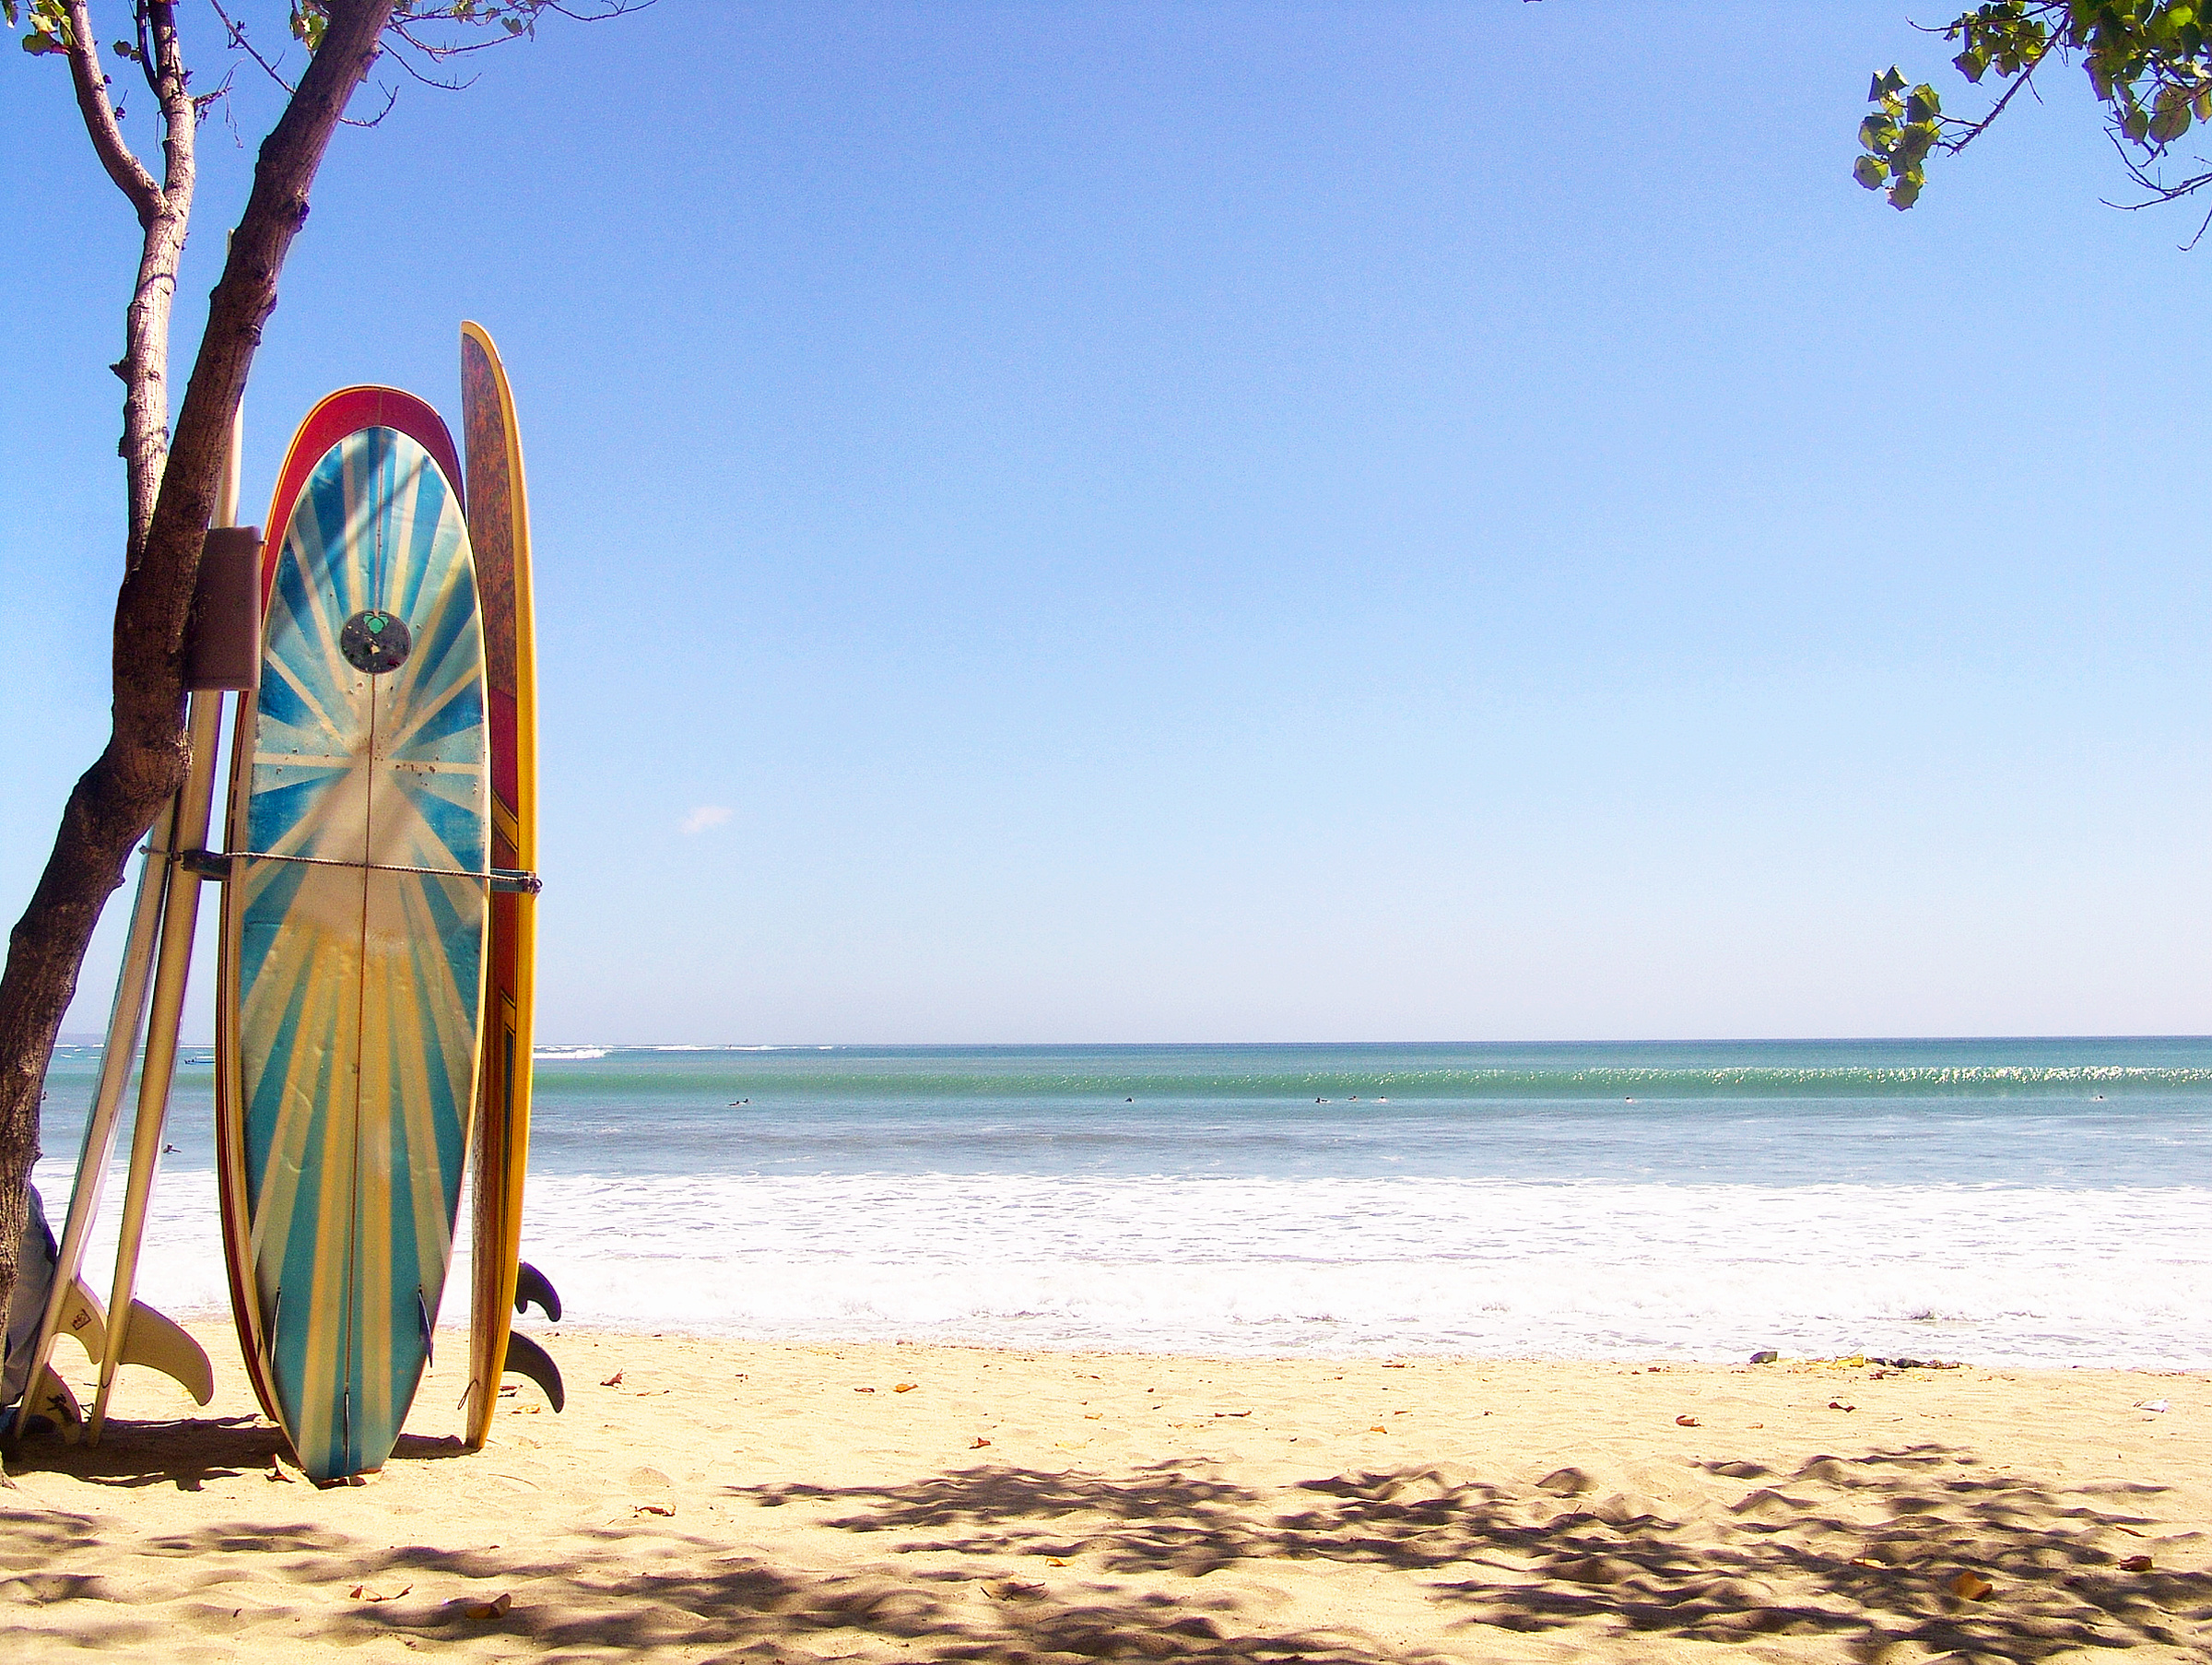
100, 0, 199, 567
60, 0, 159, 222
206, 0, 295, 94
205, 0, 401, 125
148, 1, 192, 206
384, 0, 650, 62
382, 22, 478, 91
134, 0, 158, 101
1937, 34, 2057, 161
2102, 126, 2212, 211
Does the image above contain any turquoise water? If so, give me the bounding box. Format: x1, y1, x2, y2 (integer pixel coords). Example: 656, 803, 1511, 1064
513, 1038, 2212, 1186
35, 1036, 2212, 1364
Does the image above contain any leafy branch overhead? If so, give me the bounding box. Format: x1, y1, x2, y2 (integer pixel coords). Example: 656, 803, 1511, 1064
1860, 2, 2212, 228
8, 1, 640, 102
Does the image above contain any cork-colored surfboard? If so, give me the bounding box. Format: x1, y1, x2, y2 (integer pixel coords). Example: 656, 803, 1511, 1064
460, 323, 559, 1447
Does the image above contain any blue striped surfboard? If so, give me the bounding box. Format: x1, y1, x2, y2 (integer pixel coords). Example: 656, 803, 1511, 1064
218, 405, 488, 1482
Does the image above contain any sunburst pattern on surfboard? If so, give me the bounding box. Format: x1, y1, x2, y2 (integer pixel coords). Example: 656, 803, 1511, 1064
231, 426, 488, 1482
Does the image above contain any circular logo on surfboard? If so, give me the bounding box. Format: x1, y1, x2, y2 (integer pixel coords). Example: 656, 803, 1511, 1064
340, 609, 412, 675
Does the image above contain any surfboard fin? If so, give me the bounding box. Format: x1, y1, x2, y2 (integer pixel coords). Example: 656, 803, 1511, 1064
58, 1277, 108, 1364
117, 1300, 215, 1406
501, 1330, 564, 1412
417, 1290, 435, 1366
513, 1261, 561, 1321
24, 1364, 85, 1442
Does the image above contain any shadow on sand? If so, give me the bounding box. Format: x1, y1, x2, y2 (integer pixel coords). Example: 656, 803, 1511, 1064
5, 1432, 2208, 1660
726, 1444, 2212, 1661
6, 1411, 471, 1491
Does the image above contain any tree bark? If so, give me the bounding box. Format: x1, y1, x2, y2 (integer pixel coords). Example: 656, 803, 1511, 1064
0, 0, 397, 1430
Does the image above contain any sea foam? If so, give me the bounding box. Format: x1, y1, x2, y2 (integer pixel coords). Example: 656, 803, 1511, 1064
41, 1159, 2208, 1368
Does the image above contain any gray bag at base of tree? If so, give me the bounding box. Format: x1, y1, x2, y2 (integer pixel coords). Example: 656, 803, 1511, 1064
1, 1186, 56, 1416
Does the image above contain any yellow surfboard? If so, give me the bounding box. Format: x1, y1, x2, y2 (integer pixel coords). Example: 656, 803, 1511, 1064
460, 321, 560, 1446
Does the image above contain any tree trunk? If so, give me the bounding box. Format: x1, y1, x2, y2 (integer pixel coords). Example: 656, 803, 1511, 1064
0, 0, 398, 1438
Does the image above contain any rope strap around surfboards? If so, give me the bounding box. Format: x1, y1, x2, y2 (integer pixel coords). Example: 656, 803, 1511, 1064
160, 845, 542, 894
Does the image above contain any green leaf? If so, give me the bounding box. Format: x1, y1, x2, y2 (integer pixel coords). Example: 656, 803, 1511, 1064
1859, 112, 1900, 152
16, 0, 69, 53
1905, 84, 1943, 122
1853, 154, 1890, 190
1895, 121, 1940, 163
1888, 172, 1923, 209
1955, 47, 1989, 82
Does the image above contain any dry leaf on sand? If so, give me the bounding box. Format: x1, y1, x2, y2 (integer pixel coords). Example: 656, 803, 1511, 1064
1676, 1415, 1700, 1427
1949, 1571, 1994, 1600
600, 1370, 624, 1387
458, 1592, 513, 1621
894, 1383, 917, 1392
2121, 1554, 2155, 1572
348, 1583, 411, 1602
970, 1436, 992, 1448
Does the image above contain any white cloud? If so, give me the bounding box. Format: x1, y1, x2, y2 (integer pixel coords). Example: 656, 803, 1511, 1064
678, 805, 734, 835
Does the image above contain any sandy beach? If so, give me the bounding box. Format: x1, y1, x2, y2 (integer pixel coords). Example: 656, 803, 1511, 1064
3, 1325, 2206, 1661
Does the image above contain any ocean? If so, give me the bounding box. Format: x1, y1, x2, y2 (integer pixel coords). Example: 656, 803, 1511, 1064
29, 1037, 2212, 1368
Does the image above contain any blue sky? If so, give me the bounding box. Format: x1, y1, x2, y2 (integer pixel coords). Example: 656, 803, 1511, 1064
4, 4, 2208, 1043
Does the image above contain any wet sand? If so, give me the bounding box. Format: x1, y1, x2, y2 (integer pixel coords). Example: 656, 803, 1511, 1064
4, 1324, 2208, 1660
